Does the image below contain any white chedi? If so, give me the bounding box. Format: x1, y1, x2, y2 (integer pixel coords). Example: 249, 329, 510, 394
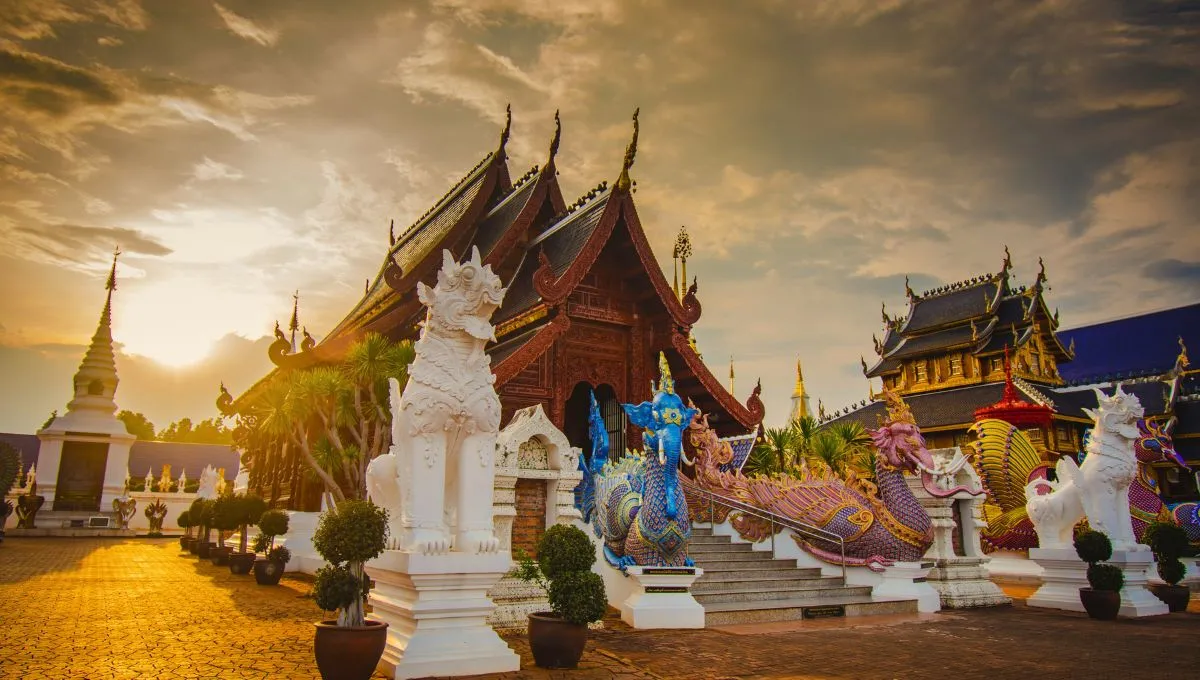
367, 247, 507, 556
1025, 385, 1144, 550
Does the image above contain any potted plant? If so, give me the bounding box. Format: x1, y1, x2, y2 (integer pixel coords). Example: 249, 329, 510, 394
209, 495, 239, 566
1144, 521, 1191, 612
177, 510, 193, 552
311, 500, 390, 680
515, 524, 607, 669
191, 499, 216, 558
253, 509, 291, 585
1074, 529, 1124, 620
228, 494, 268, 575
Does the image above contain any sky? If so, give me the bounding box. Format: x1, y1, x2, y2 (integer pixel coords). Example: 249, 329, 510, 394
0, 0, 1197, 434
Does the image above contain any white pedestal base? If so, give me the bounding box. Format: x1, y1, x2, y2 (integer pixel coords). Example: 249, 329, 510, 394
366, 551, 520, 679
847, 561, 941, 613
926, 556, 1012, 608
1027, 547, 1088, 612
620, 566, 705, 629
1109, 548, 1168, 618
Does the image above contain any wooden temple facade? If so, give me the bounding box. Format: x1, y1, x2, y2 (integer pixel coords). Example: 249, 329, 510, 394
223, 110, 764, 509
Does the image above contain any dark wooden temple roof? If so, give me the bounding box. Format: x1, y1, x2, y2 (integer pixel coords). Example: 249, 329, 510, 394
866, 258, 1072, 378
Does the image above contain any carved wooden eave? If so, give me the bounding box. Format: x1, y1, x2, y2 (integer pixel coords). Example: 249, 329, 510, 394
482, 160, 566, 270
669, 330, 764, 430
530, 188, 702, 329
491, 312, 572, 386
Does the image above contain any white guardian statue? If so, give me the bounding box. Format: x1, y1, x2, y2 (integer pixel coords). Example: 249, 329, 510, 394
366, 247, 506, 555
196, 465, 220, 500
1026, 385, 1144, 550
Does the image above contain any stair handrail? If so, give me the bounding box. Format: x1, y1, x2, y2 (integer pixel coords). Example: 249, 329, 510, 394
681, 478, 847, 585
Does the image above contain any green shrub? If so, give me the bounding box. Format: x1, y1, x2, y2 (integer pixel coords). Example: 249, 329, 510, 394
1087, 564, 1125, 592
268, 546, 291, 564
258, 509, 290, 537
1157, 559, 1186, 586
515, 524, 607, 626
313, 564, 362, 612
536, 524, 595, 579
311, 500, 389, 628
313, 500, 388, 565
211, 496, 241, 534
1144, 522, 1188, 561
1074, 530, 1112, 564
177, 510, 192, 530
547, 570, 607, 625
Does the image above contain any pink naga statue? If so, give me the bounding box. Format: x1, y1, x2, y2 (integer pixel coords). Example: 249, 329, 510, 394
687, 390, 978, 572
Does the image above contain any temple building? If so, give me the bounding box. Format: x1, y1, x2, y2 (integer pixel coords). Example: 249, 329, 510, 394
824, 255, 1198, 502
223, 110, 765, 509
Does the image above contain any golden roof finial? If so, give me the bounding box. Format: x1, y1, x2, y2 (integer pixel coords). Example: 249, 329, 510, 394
657, 351, 674, 394
971, 318, 978, 342
1177, 336, 1190, 371
795, 357, 804, 388
548, 109, 561, 162
1036, 256, 1047, 286
388, 219, 395, 246
499, 103, 512, 152
904, 275, 914, 300
729, 355, 735, 395
1002, 245, 1012, 272
881, 301, 889, 325
289, 290, 300, 334
818, 399, 826, 420
616, 107, 639, 192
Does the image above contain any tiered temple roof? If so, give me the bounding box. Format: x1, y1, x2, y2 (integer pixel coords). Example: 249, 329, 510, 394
229, 108, 762, 437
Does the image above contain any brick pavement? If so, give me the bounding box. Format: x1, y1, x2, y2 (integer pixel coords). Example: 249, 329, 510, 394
1, 538, 1196, 680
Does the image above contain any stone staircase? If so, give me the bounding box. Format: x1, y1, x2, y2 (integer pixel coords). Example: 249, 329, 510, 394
691, 527, 917, 625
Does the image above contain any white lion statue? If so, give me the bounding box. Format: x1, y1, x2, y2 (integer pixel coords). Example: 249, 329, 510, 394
1026, 385, 1144, 550
366, 247, 507, 555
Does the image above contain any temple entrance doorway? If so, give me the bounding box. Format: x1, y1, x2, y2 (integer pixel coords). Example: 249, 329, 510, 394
53, 440, 109, 511
563, 382, 626, 465
512, 477, 548, 559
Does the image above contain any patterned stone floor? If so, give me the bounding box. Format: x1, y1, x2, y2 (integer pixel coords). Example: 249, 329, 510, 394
0, 538, 1196, 680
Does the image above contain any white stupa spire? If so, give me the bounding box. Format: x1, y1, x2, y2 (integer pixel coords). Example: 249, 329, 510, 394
43, 249, 131, 438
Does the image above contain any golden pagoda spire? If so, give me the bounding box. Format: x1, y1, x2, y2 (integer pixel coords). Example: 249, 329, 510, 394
616, 107, 639, 192
789, 357, 811, 421
729, 355, 735, 395
59, 247, 122, 428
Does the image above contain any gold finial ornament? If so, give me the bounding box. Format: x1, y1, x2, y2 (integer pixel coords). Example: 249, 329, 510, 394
548, 109, 561, 161
389, 219, 395, 246
729, 355, 735, 395
1036, 256, 1047, 286
616, 107, 639, 192
1178, 336, 1190, 370
1002, 245, 1012, 272
657, 351, 674, 394
818, 399, 826, 420
905, 275, 914, 300
970, 318, 978, 342
672, 226, 691, 300
881, 301, 889, 325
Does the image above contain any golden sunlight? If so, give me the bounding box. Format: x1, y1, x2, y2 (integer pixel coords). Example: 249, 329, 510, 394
115, 276, 276, 368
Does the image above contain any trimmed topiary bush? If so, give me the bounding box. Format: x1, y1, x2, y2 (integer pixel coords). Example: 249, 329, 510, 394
312, 499, 388, 627
1075, 529, 1123, 592
256, 509, 290, 563
1144, 521, 1188, 586
515, 524, 607, 626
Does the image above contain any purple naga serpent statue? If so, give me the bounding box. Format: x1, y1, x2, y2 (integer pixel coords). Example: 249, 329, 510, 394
971, 415, 1190, 551
688, 390, 976, 572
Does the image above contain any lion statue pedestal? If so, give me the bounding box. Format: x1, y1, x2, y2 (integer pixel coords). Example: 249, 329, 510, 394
1025, 386, 1167, 618
365, 248, 519, 679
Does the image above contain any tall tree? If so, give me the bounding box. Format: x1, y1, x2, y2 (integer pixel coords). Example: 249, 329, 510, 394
117, 410, 156, 440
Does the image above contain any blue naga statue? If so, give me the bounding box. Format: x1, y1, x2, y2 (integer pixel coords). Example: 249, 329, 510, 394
574, 353, 699, 569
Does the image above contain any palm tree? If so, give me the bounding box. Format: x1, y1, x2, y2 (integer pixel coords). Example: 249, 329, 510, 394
824, 421, 875, 480
807, 431, 852, 476
747, 426, 797, 477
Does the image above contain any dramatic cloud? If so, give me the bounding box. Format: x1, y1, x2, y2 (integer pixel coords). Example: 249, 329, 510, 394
0, 0, 1196, 430
212, 3, 280, 47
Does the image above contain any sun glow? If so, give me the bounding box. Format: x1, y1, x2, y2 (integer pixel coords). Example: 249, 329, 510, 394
114, 276, 275, 368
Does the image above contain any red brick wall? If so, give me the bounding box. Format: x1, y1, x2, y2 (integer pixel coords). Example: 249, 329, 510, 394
513, 479, 547, 559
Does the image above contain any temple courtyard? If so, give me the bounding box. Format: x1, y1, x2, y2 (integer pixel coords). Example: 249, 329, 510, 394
0, 538, 1193, 679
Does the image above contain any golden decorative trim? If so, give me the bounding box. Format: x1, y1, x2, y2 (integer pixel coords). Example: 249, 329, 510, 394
495, 305, 548, 339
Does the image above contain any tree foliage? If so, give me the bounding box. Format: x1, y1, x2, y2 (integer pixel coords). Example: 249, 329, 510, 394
159, 417, 233, 445
117, 410, 157, 440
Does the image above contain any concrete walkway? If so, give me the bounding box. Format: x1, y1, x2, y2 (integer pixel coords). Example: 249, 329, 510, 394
0, 538, 1195, 679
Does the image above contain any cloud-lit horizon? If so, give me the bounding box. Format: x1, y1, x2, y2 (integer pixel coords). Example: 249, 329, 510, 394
1, 0, 1197, 433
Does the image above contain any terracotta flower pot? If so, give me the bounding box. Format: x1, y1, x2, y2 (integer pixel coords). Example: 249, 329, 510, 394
254, 558, 285, 585
1148, 583, 1191, 613
228, 552, 256, 575
528, 612, 587, 669
1079, 588, 1121, 620
209, 546, 232, 566
313, 620, 389, 680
